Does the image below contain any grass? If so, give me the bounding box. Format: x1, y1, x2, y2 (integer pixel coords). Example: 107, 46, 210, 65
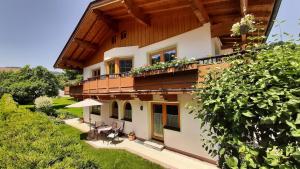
59, 124, 163, 169
52, 97, 82, 117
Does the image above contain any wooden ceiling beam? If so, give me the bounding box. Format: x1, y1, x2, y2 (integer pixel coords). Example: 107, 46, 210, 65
188, 0, 209, 24
93, 9, 118, 32
121, 0, 150, 26
64, 60, 84, 69
73, 38, 98, 51
240, 0, 248, 16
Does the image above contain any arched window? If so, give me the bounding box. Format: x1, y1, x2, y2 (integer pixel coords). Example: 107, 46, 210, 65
111, 101, 118, 119
123, 102, 132, 122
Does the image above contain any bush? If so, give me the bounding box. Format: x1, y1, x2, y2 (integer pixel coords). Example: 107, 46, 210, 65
0, 94, 99, 169
190, 43, 300, 168
34, 96, 56, 116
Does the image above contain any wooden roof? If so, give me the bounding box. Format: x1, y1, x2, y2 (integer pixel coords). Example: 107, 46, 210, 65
54, 0, 281, 69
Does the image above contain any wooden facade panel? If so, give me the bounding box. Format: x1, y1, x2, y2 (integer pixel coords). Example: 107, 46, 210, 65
84, 12, 201, 66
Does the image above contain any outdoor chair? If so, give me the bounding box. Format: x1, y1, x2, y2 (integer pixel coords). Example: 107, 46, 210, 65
107, 127, 121, 145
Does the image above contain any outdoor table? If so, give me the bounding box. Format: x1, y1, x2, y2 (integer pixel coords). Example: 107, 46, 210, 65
97, 126, 112, 134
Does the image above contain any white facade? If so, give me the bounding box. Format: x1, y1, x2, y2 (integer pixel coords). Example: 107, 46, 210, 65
83, 24, 221, 80
81, 25, 218, 160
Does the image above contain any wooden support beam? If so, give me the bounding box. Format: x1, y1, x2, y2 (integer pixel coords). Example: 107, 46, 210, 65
115, 95, 133, 100
121, 0, 150, 26
162, 94, 178, 102
74, 38, 98, 51
211, 18, 240, 37
189, 0, 209, 24
240, 0, 248, 16
136, 94, 153, 101
93, 9, 118, 32
64, 60, 84, 69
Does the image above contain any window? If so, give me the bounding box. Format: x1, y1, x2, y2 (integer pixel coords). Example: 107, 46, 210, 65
112, 35, 117, 44
121, 31, 127, 40
111, 101, 118, 119
166, 105, 179, 130
164, 49, 176, 62
119, 59, 132, 73
123, 102, 132, 121
91, 105, 101, 115
92, 69, 101, 77
150, 53, 161, 65
149, 47, 177, 65
108, 61, 115, 74
152, 103, 180, 132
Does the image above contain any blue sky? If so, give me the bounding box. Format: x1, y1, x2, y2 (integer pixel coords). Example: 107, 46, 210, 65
0, 0, 298, 71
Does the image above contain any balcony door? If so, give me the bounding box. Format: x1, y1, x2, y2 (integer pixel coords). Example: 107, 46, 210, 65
152, 104, 164, 141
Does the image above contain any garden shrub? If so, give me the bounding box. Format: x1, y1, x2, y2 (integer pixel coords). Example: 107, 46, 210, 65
34, 96, 55, 116
0, 94, 99, 169
190, 43, 300, 168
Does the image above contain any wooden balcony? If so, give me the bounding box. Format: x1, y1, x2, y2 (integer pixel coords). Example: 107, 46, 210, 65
82, 73, 134, 95
67, 55, 230, 97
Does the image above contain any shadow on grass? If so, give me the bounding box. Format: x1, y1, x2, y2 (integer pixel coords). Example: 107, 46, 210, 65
80, 133, 88, 140
52, 104, 68, 109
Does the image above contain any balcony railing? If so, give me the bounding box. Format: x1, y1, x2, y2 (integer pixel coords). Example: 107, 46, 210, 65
67, 54, 231, 96
82, 73, 134, 94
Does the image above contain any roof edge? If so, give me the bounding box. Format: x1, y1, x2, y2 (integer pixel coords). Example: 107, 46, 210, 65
265, 0, 282, 39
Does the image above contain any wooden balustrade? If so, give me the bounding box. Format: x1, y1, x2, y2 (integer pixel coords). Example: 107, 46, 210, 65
68, 54, 231, 96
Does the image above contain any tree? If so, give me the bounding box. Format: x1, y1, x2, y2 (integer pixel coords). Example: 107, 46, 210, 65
0, 65, 59, 104
55, 70, 83, 89
190, 43, 300, 168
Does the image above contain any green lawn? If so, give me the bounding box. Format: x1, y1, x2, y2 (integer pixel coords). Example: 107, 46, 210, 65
59, 124, 163, 169
52, 97, 83, 117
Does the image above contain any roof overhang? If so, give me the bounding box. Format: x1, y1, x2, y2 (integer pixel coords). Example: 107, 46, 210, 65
54, 0, 281, 70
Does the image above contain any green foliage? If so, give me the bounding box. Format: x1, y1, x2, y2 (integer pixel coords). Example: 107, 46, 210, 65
0, 65, 59, 104
34, 96, 56, 116
56, 70, 83, 89
131, 58, 196, 76
190, 43, 300, 168
0, 94, 99, 169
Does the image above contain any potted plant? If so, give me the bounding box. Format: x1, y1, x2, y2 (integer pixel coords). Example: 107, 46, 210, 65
79, 117, 84, 123
231, 14, 256, 37
128, 131, 136, 141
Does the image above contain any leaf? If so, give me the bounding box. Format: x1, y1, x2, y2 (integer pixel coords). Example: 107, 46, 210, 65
291, 150, 300, 162
261, 116, 277, 124
285, 120, 296, 130
242, 110, 255, 118
291, 130, 300, 137
295, 113, 300, 124
225, 156, 239, 169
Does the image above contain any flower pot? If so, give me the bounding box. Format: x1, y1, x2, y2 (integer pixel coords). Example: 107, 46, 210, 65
79, 117, 84, 123
128, 135, 136, 141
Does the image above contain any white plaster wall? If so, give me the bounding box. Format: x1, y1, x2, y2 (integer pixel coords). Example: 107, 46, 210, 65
83, 62, 102, 80
135, 23, 212, 67
163, 94, 213, 160
104, 46, 139, 61
83, 24, 214, 80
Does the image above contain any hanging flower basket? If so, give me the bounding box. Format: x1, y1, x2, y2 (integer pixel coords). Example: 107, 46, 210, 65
231, 14, 256, 36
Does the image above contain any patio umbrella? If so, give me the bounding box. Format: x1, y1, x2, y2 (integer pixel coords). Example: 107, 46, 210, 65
66, 98, 103, 132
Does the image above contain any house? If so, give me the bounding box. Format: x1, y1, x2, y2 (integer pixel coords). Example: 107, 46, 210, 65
54, 0, 281, 164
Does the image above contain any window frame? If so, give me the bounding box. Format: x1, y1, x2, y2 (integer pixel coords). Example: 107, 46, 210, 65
90, 105, 101, 116
123, 102, 132, 122
148, 46, 177, 65
151, 102, 180, 132
119, 58, 133, 73
92, 68, 101, 78
111, 101, 119, 119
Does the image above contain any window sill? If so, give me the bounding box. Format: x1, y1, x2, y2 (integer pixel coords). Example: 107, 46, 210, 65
164, 126, 180, 132
121, 118, 132, 122
110, 116, 118, 119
